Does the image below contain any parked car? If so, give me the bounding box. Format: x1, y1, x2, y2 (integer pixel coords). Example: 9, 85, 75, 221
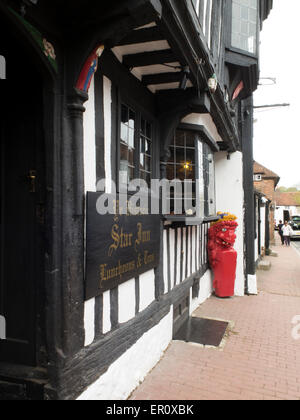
289, 216, 300, 239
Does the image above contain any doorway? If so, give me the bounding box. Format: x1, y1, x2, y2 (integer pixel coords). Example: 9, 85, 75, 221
0, 18, 46, 367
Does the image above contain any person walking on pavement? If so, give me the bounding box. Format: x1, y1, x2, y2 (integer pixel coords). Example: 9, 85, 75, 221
278, 220, 285, 245
282, 220, 293, 247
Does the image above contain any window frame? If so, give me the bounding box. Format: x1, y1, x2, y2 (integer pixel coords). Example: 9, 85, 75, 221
225, 0, 260, 59
117, 96, 155, 192
164, 124, 219, 226
254, 174, 262, 182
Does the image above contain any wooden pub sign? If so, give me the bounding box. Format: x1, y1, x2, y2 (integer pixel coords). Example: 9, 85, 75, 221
85, 192, 161, 300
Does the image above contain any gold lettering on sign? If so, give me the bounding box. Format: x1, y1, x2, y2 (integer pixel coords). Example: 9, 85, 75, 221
135, 223, 151, 251
99, 260, 136, 286
108, 224, 134, 256
144, 251, 155, 265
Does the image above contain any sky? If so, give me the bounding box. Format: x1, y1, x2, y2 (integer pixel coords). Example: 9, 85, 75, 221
253, 0, 300, 188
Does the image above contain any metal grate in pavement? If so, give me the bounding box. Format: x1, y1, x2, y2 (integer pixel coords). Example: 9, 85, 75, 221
173, 317, 229, 347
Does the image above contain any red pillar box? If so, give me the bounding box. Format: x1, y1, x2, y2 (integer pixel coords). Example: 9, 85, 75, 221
208, 213, 238, 298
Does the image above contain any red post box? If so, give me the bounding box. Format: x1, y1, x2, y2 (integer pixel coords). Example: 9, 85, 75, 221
208, 213, 238, 298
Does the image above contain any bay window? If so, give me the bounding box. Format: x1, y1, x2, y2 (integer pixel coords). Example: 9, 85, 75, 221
166, 127, 216, 220
231, 0, 259, 55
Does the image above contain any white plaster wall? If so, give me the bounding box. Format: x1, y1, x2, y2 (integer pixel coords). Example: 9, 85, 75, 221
261, 206, 266, 252
83, 76, 113, 343
80, 267, 213, 399
186, 228, 191, 278
275, 207, 284, 223
169, 229, 175, 289
294, 207, 300, 216
77, 310, 173, 400
176, 228, 182, 285
118, 278, 136, 324
103, 76, 112, 193
196, 226, 200, 271
83, 77, 97, 193
248, 274, 258, 295
192, 226, 196, 274
84, 298, 95, 347
275, 206, 300, 221
83, 78, 97, 347
215, 151, 245, 297
139, 270, 155, 312
102, 290, 111, 335
182, 228, 186, 281
163, 225, 204, 292
163, 229, 169, 294
83, 73, 156, 344
190, 269, 213, 314
290, 206, 300, 216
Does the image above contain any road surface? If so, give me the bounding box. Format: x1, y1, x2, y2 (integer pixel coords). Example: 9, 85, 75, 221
292, 239, 300, 253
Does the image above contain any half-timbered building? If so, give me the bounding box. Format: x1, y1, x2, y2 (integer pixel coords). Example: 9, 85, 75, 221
0, 0, 272, 400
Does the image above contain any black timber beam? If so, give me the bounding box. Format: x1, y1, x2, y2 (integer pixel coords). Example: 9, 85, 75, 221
116, 26, 165, 46
241, 97, 256, 291
158, 19, 198, 88
162, 0, 240, 152
178, 123, 220, 152
142, 71, 184, 86
217, 141, 229, 152
156, 88, 210, 115
123, 49, 178, 68
260, 0, 273, 27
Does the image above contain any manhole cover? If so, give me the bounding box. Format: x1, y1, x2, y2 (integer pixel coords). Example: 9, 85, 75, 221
173, 317, 229, 347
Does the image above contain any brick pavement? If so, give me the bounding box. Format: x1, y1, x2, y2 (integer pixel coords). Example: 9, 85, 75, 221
130, 239, 300, 400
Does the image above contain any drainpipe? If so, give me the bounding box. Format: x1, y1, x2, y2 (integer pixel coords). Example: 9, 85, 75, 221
241, 97, 255, 296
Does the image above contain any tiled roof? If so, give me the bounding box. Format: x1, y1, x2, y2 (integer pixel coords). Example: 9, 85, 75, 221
275, 192, 300, 207
254, 161, 280, 182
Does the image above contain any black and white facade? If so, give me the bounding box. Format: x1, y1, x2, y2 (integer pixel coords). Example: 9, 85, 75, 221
0, 0, 272, 400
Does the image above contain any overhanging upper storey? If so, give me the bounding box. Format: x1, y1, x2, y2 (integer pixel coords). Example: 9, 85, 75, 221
6, 0, 272, 155
87, 0, 241, 152
160, 0, 240, 152
223, 0, 273, 99
183, 0, 273, 144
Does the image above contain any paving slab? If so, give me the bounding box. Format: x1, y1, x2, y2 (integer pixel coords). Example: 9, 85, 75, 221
130, 239, 300, 401
257, 260, 271, 271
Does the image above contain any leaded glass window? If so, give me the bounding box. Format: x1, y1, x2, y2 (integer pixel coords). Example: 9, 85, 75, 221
166, 129, 215, 217
231, 0, 258, 55
119, 103, 153, 185
140, 119, 152, 186
120, 104, 136, 182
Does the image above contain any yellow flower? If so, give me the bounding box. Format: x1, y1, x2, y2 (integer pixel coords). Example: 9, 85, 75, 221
211, 212, 237, 226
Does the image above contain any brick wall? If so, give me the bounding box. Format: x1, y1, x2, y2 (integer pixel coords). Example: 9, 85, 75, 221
254, 179, 276, 243
254, 179, 275, 202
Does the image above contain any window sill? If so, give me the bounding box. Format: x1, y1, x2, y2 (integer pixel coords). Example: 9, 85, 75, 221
226, 46, 258, 60
163, 215, 220, 227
